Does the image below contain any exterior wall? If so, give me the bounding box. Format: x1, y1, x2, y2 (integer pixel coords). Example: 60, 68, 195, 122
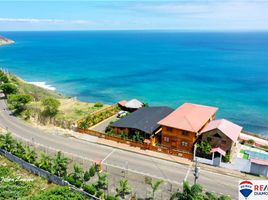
201, 129, 234, 153
161, 126, 196, 153
160, 116, 215, 154
112, 127, 129, 135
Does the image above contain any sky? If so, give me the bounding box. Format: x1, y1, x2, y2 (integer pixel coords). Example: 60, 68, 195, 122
0, 0, 268, 31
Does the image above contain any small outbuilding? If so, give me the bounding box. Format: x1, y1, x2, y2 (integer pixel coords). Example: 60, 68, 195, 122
118, 99, 144, 112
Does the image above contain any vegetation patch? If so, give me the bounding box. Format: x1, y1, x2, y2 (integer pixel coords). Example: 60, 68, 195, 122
0, 70, 107, 129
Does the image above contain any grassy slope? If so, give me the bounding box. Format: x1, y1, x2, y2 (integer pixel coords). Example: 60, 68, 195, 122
8, 74, 108, 124
0, 155, 87, 200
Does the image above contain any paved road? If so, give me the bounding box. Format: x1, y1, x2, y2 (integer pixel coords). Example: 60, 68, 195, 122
0, 95, 239, 198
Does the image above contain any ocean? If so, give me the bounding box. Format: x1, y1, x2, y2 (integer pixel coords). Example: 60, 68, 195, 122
0, 31, 268, 135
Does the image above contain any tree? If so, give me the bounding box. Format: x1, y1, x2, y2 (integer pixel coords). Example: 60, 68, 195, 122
71, 164, 84, 181
95, 172, 108, 190
0, 83, 17, 96
8, 94, 33, 114
84, 170, 91, 182
89, 164, 96, 177
53, 151, 69, 177
41, 97, 60, 117
116, 178, 132, 199
150, 179, 163, 200
170, 181, 203, 200
171, 182, 232, 200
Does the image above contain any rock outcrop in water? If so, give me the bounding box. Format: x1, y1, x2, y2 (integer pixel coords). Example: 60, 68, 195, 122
0, 36, 15, 46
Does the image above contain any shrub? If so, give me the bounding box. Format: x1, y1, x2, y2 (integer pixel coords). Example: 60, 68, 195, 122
247, 139, 255, 145
65, 175, 83, 188
222, 152, 231, 163
36, 153, 53, 173
0, 83, 17, 96
94, 102, 104, 108
29, 186, 86, 200
23, 146, 37, 164
7, 94, 33, 114
96, 190, 105, 199
0, 132, 15, 152
106, 195, 119, 200
0, 71, 9, 83
82, 184, 96, 195
197, 141, 212, 155
12, 141, 26, 158
41, 97, 60, 117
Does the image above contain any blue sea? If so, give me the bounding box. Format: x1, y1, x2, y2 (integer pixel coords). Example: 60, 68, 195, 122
0, 31, 268, 135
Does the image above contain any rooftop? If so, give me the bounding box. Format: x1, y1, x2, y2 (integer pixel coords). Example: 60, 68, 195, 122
201, 119, 242, 142
111, 106, 174, 134
124, 99, 143, 109
158, 103, 218, 132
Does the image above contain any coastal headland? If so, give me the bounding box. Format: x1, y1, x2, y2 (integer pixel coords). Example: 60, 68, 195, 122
0, 36, 15, 46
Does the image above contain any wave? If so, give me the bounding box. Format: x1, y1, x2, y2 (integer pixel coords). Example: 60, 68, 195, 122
28, 81, 56, 91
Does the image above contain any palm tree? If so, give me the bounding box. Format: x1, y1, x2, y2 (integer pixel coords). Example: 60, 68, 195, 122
0, 132, 15, 152
23, 146, 37, 164
170, 181, 203, 200
95, 172, 108, 190
12, 141, 26, 158
53, 151, 69, 177
116, 178, 132, 199
36, 153, 53, 172
71, 164, 84, 181
150, 179, 163, 200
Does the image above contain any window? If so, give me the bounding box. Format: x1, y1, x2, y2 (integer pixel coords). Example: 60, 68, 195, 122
181, 141, 188, 147
222, 140, 227, 144
164, 137, 170, 142
182, 131, 189, 136
166, 127, 173, 132
213, 133, 222, 138
207, 137, 212, 142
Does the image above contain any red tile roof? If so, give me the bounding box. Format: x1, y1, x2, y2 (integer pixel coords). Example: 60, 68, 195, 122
118, 100, 127, 107
211, 147, 226, 156
158, 103, 218, 132
250, 158, 268, 166
201, 119, 242, 142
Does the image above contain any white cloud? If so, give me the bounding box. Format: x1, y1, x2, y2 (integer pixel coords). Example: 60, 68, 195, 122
0, 18, 94, 25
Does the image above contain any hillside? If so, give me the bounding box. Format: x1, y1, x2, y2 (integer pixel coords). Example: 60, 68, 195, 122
0, 155, 87, 199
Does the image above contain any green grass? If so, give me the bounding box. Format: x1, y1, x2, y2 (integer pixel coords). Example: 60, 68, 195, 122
0, 155, 87, 200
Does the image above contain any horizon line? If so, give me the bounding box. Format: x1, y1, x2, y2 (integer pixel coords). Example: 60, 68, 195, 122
1, 29, 268, 33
